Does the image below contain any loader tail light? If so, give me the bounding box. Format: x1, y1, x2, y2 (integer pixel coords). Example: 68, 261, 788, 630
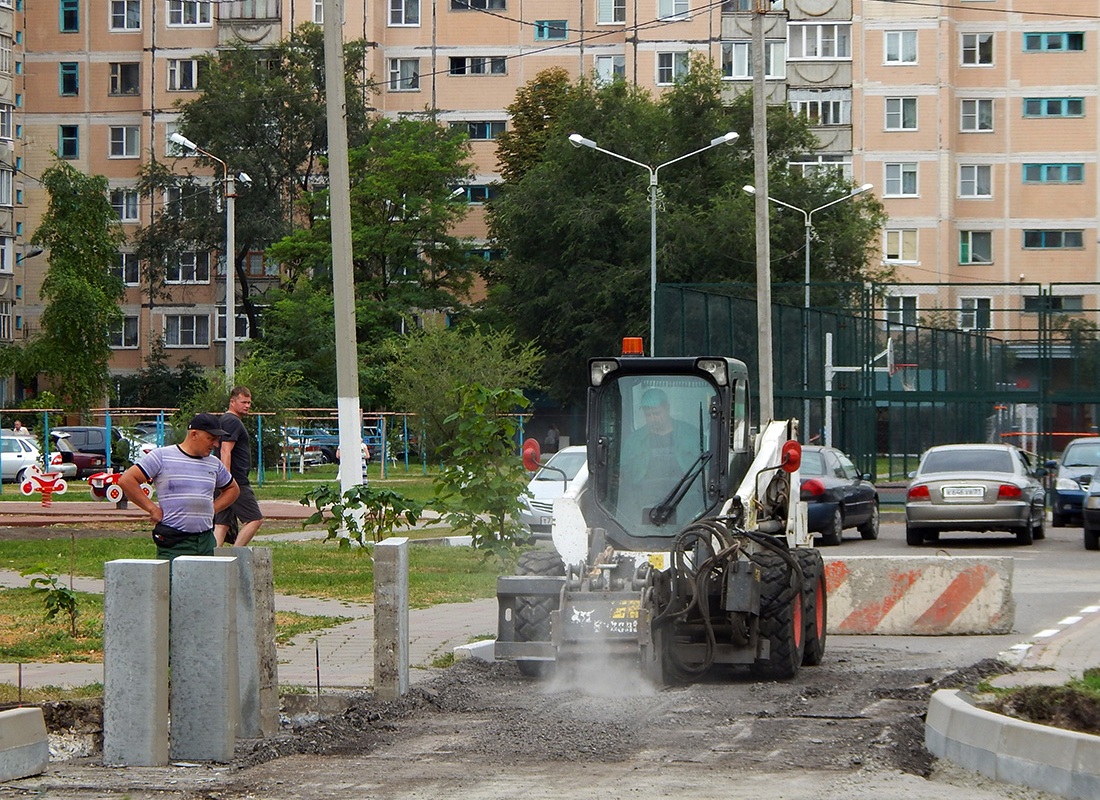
907, 484, 930, 501
998, 484, 1022, 500
801, 478, 825, 499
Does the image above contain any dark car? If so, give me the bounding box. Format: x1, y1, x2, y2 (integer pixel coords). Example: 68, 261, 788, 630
1079, 470, 1100, 550
1049, 436, 1100, 527
905, 443, 1046, 546
53, 425, 138, 469
798, 445, 879, 545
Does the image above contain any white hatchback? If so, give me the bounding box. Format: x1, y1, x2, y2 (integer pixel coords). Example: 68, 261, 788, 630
518, 445, 587, 537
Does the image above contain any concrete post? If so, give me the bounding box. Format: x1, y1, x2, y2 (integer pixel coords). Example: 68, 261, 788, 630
226, 546, 279, 738
102, 559, 170, 766
373, 537, 409, 699
169, 556, 239, 762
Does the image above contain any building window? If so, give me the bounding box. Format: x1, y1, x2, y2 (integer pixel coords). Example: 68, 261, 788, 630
959, 164, 992, 197
1023, 163, 1084, 184
961, 33, 994, 65
657, 0, 688, 19
449, 56, 506, 76
597, 0, 625, 24
112, 252, 140, 284
656, 52, 690, 85
109, 316, 139, 348
59, 125, 79, 159
790, 153, 852, 180
884, 163, 918, 196
1023, 97, 1084, 118
960, 98, 993, 131
884, 229, 917, 263
595, 55, 626, 83
959, 230, 992, 264
216, 307, 250, 342
167, 59, 201, 91
1023, 295, 1083, 313
885, 30, 917, 64
167, 251, 211, 283
790, 88, 851, 125
244, 251, 278, 277
1023, 229, 1084, 249
313, 0, 323, 21
0, 105, 11, 140
959, 297, 991, 331
59, 62, 79, 96
450, 0, 506, 8
110, 188, 139, 222
0, 169, 10, 206
61, 0, 79, 31
885, 97, 917, 130
0, 301, 9, 341
389, 59, 420, 90
462, 185, 500, 203
535, 20, 568, 40
164, 314, 209, 347
788, 24, 851, 59
452, 121, 505, 140
167, 0, 209, 25
109, 126, 139, 158
1024, 32, 1084, 52
109, 62, 140, 95
886, 295, 917, 326
0, 36, 12, 75
389, 0, 419, 26
721, 41, 785, 79
110, 0, 140, 29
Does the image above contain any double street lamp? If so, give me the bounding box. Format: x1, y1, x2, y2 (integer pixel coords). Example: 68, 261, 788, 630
569, 131, 739, 355
168, 132, 251, 386
742, 182, 874, 435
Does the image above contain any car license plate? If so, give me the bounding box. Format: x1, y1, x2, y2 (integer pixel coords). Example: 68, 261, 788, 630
942, 486, 984, 500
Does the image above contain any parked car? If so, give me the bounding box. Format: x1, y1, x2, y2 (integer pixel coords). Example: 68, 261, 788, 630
517, 445, 587, 537
0, 430, 79, 481
1048, 436, 1100, 527
51, 425, 137, 469
905, 443, 1047, 546
1080, 472, 1100, 551
281, 427, 325, 467
798, 445, 879, 545
49, 431, 104, 478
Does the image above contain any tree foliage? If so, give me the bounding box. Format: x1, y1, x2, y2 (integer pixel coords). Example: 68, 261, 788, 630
487, 61, 889, 406
30, 160, 126, 411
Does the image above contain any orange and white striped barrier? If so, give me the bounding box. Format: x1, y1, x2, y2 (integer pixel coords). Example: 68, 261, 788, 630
823, 556, 1014, 635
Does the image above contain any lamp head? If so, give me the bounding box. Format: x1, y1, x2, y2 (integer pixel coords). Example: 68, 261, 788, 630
853, 182, 874, 195
237, 171, 252, 187
711, 131, 739, 147
169, 132, 198, 152
742, 185, 757, 196
568, 133, 597, 149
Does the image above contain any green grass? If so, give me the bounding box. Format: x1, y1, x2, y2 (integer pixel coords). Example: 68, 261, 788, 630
0, 682, 103, 704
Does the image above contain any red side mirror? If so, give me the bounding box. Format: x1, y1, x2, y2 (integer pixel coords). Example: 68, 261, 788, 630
780, 440, 802, 473
522, 438, 542, 472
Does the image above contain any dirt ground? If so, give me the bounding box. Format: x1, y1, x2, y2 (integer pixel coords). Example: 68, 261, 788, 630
20, 648, 1064, 800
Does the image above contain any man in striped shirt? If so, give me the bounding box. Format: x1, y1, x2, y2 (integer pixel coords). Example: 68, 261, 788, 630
119, 413, 241, 560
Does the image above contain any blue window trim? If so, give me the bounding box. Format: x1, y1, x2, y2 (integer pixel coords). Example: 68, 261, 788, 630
59, 62, 79, 96
60, 0, 79, 32
58, 125, 79, 159
1022, 163, 1084, 183
1022, 229, 1084, 249
1023, 97, 1085, 117
534, 19, 568, 40
1023, 32, 1084, 52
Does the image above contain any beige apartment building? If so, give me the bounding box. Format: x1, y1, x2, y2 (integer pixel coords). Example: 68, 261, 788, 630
5, 1, 1098, 401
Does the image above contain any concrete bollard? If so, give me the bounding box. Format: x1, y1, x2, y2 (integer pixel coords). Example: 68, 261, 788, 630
823, 555, 1014, 635
0, 708, 49, 781
225, 546, 279, 738
102, 559, 170, 766
169, 556, 239, 762
374, 537, 409, 700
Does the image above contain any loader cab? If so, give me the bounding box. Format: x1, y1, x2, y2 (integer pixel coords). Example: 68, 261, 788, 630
586, 354, 752, 550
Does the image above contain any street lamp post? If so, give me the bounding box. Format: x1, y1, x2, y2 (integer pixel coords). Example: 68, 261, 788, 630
569, 131, 739, 356
169, 132, 247, 386
742, 183, 874, 436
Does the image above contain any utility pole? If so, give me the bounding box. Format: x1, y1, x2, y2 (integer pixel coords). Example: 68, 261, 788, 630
752, 0, 774, 422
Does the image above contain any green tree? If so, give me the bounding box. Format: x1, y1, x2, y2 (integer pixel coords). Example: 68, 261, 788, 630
382, 326, 543, 459
29, 160, 126, 411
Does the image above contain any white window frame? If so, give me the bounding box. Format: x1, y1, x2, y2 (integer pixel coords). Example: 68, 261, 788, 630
109, 315, 140, 349
313, 0, 323, 23
790, 88, 851, 126
884, 162, 918, 197
448, 56, 505, 76
0, 35, 12, 75
884, 229, 917, 263
0, 104, 11, 140
389, 0, 420, 26
0, 300, 9, 341
959, 230, 993, 264
164, 313, 209, 347
167, 58, 201, 91
112, 252, 141, 285
721, 40, 786, 80
109, 125, 140, 158
0, 169, 11, 207
167, 251, 210, 284
657, 0, 689, 19
0, 238, 12, 275
110, 188, 139, 222
389, 58, 420, 91
597, 0, 625, 24
215, 306, 251, 342
885, 295, 918, 327
110, 0, 141, 30
961, 32, 994, 66
960, 98, 993, 131
959, 164, 992, 198
884, 30, 917, 64
656, 52, 690, 85
788, 23, 851, 59
167, 0, 211, 26
595, 55, 626, 83
884, 97, 917, 130
959, 297, 992, 331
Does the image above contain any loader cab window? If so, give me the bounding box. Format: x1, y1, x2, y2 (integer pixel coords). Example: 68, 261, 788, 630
593, 374, 719, 535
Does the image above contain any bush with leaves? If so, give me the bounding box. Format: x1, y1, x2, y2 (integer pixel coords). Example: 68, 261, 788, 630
300, 484, 424, 547
21, 566, 79, 637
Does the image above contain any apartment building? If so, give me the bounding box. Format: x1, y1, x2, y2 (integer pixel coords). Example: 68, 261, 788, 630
8, 1, 1099, 402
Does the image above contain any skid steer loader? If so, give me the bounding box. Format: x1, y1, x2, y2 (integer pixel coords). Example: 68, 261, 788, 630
496, 338, 827, 683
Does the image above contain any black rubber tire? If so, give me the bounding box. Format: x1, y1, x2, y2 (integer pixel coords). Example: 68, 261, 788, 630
924, 529, 940, 542
1052, 512, 1067, 528
858, 502, 880, 540
14, 468, 28, 484
1085, 527, 1100, 551
905, 523, 923, 546
513, 550, 564, 677
750, 550, 804, 680
1015, 515, 1034, 546
819, 507, 843, 546
1032, 507, 1046, 540
793, 548, 826, 667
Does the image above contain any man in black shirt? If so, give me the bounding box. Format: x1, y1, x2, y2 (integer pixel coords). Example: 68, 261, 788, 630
214, 386, 265, 546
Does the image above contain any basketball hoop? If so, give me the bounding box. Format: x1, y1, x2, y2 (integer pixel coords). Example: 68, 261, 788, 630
892, 363, 918, 391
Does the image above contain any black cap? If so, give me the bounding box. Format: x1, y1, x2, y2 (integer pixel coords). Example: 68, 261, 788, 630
188, 413, 229, 437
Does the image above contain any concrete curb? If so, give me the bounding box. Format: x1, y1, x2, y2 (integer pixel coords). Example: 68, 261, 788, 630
0, 707, 49, 782
454, 639, 495, 662
926, 689, 1100, 800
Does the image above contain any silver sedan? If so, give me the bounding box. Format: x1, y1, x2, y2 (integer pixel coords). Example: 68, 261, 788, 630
904, 443, 1047, 546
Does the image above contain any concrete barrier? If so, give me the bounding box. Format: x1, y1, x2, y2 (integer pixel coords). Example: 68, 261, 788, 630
927, 689, 1100, 800
0, 707, 49, 781
823, 555, 1014, 635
